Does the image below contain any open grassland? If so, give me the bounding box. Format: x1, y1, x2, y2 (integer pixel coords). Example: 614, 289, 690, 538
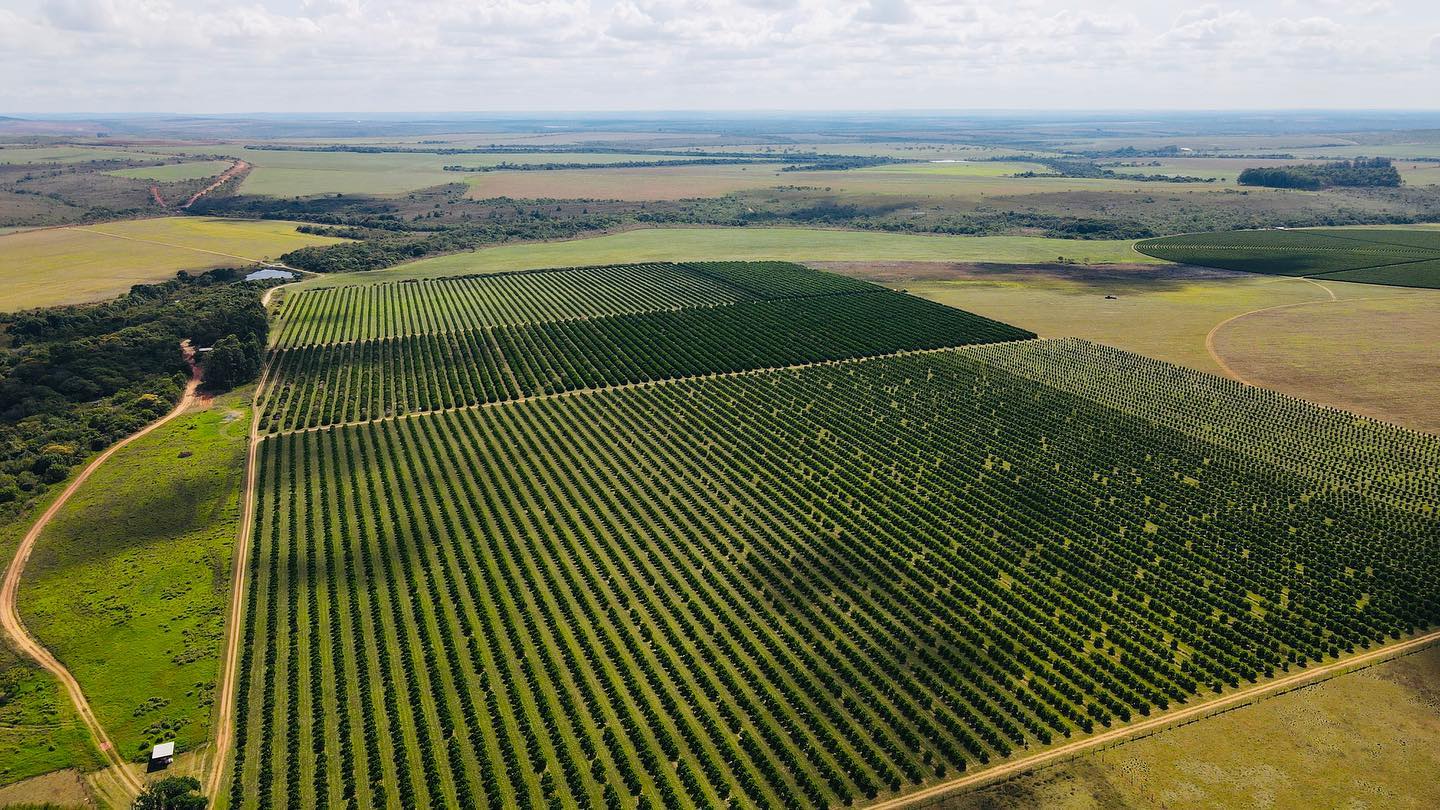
948, 645, 1440, 809
849, 161, 1053, 177
295, 228, 1156, 288
462, 162, 1252, 202
140, 147, 700, 197
108, 160, 234, 183
1136, 228, 1440, 288
231, 331, 1440, 809
1212, 291, 1440, 434
17, 394, 250, 765
0, 146, 140, 164
0, 217, 343, 311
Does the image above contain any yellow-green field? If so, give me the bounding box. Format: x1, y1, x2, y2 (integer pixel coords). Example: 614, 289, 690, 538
107, 160, 234, 182
946, 645, 1440, 809
0, 217, 342, 310
141, 146, 702, 196
461, 161, 1258, 202
295, 228, 1156, 288
0, 146, 139, 164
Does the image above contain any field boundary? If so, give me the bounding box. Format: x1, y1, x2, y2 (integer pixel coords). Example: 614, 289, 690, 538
867, 628, 1440, 808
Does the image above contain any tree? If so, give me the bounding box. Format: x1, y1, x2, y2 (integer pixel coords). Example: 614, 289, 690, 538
133, 776, 207, 810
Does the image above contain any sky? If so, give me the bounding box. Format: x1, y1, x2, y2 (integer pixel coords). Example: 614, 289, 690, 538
2, 0, 1438, 113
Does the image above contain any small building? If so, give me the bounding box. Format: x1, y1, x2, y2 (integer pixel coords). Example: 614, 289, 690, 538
150, 741, 175, 770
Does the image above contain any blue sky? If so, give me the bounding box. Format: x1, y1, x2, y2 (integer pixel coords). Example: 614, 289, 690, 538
2, 0, 1437, 112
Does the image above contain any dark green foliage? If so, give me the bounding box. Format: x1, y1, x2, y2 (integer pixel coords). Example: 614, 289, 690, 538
232, 341, 1440, 809
133, 776, 207, 810
260, 290, 1033, 432
0, 270, 267, 519
1237, 158, 1402, 190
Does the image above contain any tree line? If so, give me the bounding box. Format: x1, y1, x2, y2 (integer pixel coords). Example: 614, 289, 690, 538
1238, 158, 1402, 190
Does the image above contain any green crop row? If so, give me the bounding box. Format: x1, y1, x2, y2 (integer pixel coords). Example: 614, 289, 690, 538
228, 341, 1440, 809
259, 290, 1034, 433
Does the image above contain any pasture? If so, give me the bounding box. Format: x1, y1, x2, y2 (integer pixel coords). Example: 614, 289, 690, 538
292, 228, 1157, 288
18, 395, 251, 764
0, 217, 343, 310
108, 160, 234, 182
954, 645, 1440, 809
1136, 228, 1440, 288
461, 162, 1251, 202
226, 259, 1440, 809
141, 147, 702, 197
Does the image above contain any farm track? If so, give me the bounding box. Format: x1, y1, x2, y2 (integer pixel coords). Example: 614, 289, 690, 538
182, 160, 250, 209
0, 345, 206, 802
868, 627, 1440, 808
69, 225, 286, 268
1203, 280, 1411, 386
205, 283, 288, 802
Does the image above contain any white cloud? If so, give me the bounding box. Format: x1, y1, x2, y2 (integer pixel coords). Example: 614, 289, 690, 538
0, 0, 1437, 111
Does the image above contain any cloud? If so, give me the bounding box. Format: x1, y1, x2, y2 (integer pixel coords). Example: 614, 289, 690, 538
2, 0, 1438, 111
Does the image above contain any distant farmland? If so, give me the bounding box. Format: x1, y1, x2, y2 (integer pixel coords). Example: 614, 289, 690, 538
1136, 228, 1440, 288
225, 261, 1440, 809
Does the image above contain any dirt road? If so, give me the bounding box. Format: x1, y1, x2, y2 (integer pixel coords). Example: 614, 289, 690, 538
866, 628, 1440, 808
203, 283, 284, 800
0, 344, 205, 800
182, 160, 249, 209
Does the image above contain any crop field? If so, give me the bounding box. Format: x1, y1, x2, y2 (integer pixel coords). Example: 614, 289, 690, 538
230, 326, 1440, 809
260, 290, 1031, 432
107, 160, 234, 182
1136, 228, 1440, 288
272, 263, 751, 347
0, 217, 344, 310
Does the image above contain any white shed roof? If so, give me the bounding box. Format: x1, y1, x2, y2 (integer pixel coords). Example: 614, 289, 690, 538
151, 741, 175, 759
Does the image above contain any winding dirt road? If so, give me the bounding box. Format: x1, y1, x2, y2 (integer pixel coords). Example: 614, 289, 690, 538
868, 628, 1440, 808
182, 161, 250, 209
0, 344, 205, 800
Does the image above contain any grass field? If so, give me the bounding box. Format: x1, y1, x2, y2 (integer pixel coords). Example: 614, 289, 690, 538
461, 162, 1251, 202
0, 483, 104, 788
138, 147, 702, 197
108, 161, 234, 183
295, 228, 1157, 288
0, 217, 343, 310
1136, 228, 1440, 288
17, 393, 250, 765
1211, 291, 1440, 433
948, 645, 1440, 809
0, 146, 140, 164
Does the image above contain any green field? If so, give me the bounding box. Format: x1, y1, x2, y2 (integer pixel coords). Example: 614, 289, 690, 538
138, 147, 702, 197
1136, 228, 1440, 288
0, 146, 141, 164
108, 161, 235, 183
226, 260, 1440, 809
0, 217, 343, 310
17, 395, 250, 764
295, 228, 1157, 288
262, 265, 1030, 432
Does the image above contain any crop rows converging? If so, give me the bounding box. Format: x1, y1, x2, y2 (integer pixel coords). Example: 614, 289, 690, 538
229, 341, 1440, 810
272, 263, 751, 348
258, 290, 1033, 433
1135, 228, 1440, 287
